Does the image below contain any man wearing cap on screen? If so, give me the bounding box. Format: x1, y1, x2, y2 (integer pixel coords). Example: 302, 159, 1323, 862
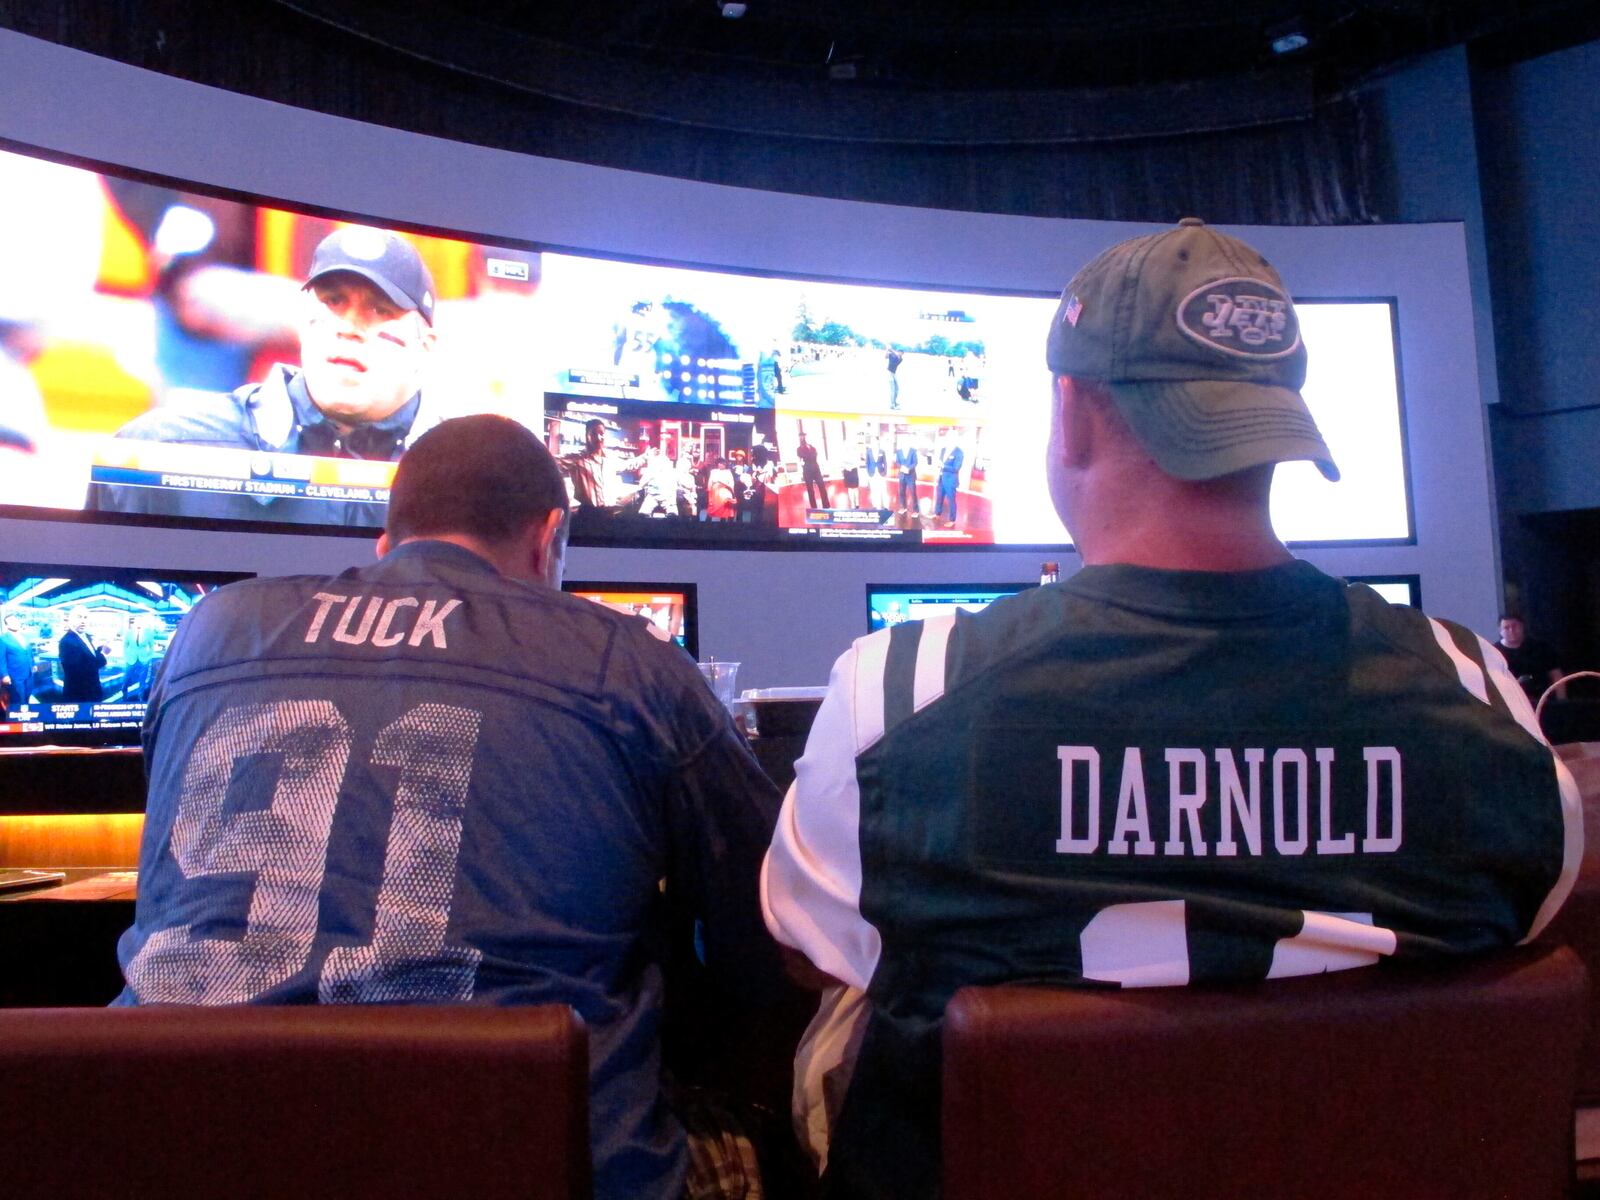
89, 226, 438, 526
761, 218, 1582, 1198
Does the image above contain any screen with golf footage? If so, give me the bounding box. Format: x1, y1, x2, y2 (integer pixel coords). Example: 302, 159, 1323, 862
0, 141, 1411, 547
0, 562, 250, 746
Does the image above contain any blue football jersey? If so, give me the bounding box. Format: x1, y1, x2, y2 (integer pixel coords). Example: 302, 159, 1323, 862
117, 540, 782, 1200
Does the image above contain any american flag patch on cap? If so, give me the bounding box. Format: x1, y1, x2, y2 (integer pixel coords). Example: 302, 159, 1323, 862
1063, 294, 1083, 327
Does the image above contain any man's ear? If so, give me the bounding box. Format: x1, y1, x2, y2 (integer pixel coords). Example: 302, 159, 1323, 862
1053, 375, 1096, 470
375, 531, 390, 559
528, 507, 569, 587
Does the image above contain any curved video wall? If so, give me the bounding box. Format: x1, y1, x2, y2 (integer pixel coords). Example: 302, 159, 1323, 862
0, 30, 1495, 685
0, 143, 1407, 550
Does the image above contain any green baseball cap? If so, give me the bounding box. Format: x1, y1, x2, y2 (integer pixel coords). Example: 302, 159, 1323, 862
1046, 217, 1338, 482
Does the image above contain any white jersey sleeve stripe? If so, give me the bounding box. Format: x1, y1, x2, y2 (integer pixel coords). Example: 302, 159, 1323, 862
1478, 635, 1585, 942
853, 631, 890, 753
761, 640, 884, 990
1428, 617, 1489, 705
1267, 911, 1396, 979
1079, 900, 1190, 987
1479, 635, 1542, 740
912, 615, 955, 713
1526, 755, 1584, 943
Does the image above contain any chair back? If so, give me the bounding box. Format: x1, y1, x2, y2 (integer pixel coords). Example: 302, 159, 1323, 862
1548, 742, 1600, 1101
943, 946, 1588, 1200
0, 1003, 590, 1199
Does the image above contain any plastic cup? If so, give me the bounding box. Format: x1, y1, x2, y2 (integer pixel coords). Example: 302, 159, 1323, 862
696, 660, 741, 711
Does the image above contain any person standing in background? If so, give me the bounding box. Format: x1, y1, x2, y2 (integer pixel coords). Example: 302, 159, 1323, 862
58, 608, 108, 702
934, 430, 964, 527
1497, 614, 1566, 704
865, 435, 889, 511
0, 610, 33, 712
894, 434, 920, 516
121, 614, 158, 702
885, 348, 903, 410
706, 456, 738, 520
562, 418, 615, 510
798, 431, 828, 510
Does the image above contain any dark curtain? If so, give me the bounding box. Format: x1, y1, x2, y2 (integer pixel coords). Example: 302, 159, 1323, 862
3, 0, 1381, 224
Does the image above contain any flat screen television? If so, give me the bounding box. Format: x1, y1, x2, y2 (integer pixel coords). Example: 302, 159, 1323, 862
561, 581, 699, 659
866, 582, 1034, 632
0, 562, 252, 746
0, 139, 1412, 550
1348, 574, 1421, 607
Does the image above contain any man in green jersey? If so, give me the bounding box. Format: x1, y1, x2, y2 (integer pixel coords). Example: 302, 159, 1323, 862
761, 218, 1583, 1199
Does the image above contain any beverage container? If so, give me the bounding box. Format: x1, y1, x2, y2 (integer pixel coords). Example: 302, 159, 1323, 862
696, 660, 742, 711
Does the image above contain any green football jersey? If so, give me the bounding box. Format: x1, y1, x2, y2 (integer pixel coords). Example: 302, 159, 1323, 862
763, 560, 1581, 1199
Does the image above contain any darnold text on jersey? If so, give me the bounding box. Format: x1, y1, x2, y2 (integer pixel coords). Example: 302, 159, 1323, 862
1055, 744, 1402, 857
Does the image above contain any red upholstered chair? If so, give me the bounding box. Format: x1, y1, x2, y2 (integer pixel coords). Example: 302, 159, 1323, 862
943, 945, 1588, 1200
0, 1004, 590, 1200
1548, 744, 1600, 1104
1546, 744, 1600, 1173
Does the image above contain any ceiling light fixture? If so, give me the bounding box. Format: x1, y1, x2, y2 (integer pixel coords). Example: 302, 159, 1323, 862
1267, 15, 1305, 56
1266, 17, 1311, 55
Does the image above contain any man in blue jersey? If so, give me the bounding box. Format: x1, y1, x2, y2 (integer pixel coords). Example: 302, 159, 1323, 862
762, 219, 1583, 1198
116, 414, 786, 1200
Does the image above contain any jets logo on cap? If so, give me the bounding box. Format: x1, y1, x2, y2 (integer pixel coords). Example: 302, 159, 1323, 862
338, 228, 391, 262
1176, 277, 1300, 360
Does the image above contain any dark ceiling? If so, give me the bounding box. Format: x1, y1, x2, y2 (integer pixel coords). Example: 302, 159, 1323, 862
9, 1, 1599, 148
305, 0, 1600, 93
5, 0, 1597, 204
